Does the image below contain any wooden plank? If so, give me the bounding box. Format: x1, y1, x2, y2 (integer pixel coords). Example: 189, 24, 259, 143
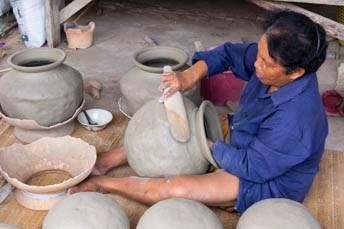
248, 0, 344, 40
45, 0, 61, 48
273, 0, 344, 6
59, 0, 94, 24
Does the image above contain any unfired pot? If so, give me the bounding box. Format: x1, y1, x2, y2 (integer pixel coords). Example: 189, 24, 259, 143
43, 192, 129, 229
137, 198, 223, 229
124, 98, 223, 177
0, 48, 83, 126
119, 46, 201, 116
236, 198, 321, 229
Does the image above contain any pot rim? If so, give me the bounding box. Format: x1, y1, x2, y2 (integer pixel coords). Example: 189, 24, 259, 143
195, 101, 224, 168
7, 48, 66, 73
132, 46, 188, 73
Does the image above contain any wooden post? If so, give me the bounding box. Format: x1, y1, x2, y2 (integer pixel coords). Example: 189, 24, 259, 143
45, 0, 61, 48
273, 0, 344, 6
248, 0, 344, 40
59, 0, 94, 24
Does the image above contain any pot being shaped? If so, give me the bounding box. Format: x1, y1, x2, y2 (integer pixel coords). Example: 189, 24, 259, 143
119, 46, 201, 116
0, 136, 97, 210
124, 98, 224, 178
0, 48, 84, 127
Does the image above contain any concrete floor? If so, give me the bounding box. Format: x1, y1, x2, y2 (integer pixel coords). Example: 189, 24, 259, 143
1, 0, 343, 151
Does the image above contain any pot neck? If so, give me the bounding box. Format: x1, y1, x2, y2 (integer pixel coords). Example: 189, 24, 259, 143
8, 48, 66, 73
194, 101, 224, 168
133, 46, 188, 74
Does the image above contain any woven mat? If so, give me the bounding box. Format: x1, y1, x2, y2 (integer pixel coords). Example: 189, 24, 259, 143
0, 117, 342, 229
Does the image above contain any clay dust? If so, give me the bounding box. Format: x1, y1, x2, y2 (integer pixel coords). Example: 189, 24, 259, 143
166, 108, 190, 143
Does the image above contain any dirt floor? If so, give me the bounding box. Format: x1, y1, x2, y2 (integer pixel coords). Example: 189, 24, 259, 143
0, 0, 343, 151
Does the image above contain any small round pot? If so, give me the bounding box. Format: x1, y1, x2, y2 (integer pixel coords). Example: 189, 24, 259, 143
124, 98, 223, 178
0, 48, 84, 127
64, 21, 95, 49
119, 46, 201, 116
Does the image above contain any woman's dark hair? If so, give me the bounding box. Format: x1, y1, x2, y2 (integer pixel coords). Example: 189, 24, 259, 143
263, 10, 328, 75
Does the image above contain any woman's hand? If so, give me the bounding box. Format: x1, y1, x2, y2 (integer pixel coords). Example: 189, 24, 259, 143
159, 60, 209, 99
207, 139, 214, 150
159, 71, 187, 99
69, 176, 107, 194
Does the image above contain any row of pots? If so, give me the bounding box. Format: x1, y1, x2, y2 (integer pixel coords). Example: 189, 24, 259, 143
0, 46, 224, 212
0, 46, 224, 177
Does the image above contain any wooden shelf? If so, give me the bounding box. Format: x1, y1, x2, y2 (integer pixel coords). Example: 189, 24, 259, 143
273, 0, 344, 6
248, 0, 344, 40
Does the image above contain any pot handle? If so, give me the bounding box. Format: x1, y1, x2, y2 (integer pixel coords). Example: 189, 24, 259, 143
162, 66, 190, 143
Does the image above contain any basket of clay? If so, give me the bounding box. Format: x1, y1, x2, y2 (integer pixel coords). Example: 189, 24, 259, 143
64, 21, 95, 49
0, 136, 96, 210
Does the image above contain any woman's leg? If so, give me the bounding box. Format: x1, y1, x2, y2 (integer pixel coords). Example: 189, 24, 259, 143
71, 170, 239, 207
92, 145, 128, 175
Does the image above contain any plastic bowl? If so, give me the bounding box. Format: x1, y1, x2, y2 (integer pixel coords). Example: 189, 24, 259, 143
77, 108, 113, 131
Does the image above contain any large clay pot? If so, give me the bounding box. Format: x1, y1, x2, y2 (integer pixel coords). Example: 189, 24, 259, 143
124, 98, 224, 177
0, 48, 83, 126
119, 46, 201, 116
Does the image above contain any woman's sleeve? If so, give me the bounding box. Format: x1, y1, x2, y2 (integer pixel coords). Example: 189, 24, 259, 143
192, 43, 257, 81
211, 110, 310, 183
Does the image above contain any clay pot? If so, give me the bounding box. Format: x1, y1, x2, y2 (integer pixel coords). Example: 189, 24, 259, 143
119, 46, 201, 117
64, 21, 95, 49
237, 198, 321, 229
0, 48, 84, 126
137, 198, 223, 229
43, 192, 129, 229
0, 99, 84, 143
0, 136, 97, 210
124, 98, 223, 177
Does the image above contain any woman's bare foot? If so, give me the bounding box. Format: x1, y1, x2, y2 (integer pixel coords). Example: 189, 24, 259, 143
92, 145, 128, 175
69, 176, 107, 194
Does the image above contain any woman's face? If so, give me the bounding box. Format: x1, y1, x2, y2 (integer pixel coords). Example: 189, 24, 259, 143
254, 34, 303, 90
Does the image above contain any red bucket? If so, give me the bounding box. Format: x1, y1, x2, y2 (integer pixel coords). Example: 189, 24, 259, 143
201, 71, 245, 106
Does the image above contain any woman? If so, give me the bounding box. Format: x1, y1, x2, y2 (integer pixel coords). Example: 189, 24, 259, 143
71, 10, 328, 213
